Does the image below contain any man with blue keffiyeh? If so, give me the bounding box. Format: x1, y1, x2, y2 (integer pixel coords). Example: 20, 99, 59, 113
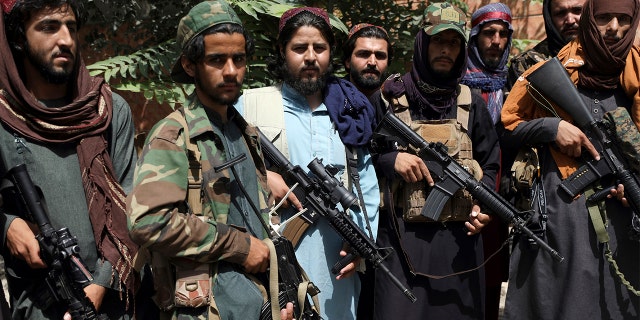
235, 7, 380, 320
460, 4, 513, 320
461, 3, 513, 125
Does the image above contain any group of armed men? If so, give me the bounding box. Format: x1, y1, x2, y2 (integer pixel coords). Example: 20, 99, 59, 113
0, 0, 638, 319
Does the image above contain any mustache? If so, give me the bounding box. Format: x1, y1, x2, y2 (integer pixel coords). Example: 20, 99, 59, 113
217, 80, 242, 87
433, 56, 454, 63
52, 48, 74, 58
362, 65, 380, 73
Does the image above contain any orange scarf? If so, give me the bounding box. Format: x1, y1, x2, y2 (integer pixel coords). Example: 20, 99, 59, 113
501, 41, 640, 179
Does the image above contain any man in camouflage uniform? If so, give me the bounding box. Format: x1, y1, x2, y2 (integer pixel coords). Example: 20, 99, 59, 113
126, 1, 293, 319
506, 0, 585, 90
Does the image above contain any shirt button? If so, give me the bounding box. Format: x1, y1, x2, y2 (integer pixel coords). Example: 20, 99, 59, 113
594, 99, 599, 104
594, 109, 599, 114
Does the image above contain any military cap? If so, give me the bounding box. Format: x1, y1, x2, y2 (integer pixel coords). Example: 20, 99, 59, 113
422, 2, 468, 41
171, 0, 243, 83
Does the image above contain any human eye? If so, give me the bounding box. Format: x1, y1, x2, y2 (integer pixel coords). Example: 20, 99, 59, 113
375, 52, 388, 60
481, 30, 494, 37
619, 15, 632, 25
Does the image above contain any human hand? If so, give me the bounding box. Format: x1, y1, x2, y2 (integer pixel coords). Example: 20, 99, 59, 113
280, 302, 294, 320
555, 120, 600, 160
62, 284, 107, 319
6, 218, 46, 268
267, 170, 302, 210
394, 153, 433, 185
335, 247, 361, 280
608, 184, 629, 207
243, 236, 270, 274
465, 204, 492, 236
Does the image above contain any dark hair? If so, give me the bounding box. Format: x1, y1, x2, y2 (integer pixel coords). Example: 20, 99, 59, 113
5, 0, 83, 54
267, 11, 336, 81
183, 23, 255, 65
342, 26, 393, 68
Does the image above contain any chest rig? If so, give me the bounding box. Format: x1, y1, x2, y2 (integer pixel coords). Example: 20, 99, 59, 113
387, 85, 483, 222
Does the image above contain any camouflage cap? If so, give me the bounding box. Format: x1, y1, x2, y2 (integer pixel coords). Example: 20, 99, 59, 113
171, 0, 243, 83
422, 2, 468, 41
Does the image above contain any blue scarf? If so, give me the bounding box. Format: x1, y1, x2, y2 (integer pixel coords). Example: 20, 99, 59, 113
323, 76, 376, 147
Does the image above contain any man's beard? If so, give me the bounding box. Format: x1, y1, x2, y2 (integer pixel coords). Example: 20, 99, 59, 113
483, 56, 501, 70
350, 67, 384, 91
25, 42, 75, 85
284, 64, 333, 96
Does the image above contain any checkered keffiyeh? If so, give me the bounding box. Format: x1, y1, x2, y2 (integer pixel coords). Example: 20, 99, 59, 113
461, 2, 513, 123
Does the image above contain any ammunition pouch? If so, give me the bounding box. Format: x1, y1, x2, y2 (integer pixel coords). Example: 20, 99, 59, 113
397, 119, 482, 222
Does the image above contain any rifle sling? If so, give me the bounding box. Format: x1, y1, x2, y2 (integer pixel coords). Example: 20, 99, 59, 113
585, 187, 639, 296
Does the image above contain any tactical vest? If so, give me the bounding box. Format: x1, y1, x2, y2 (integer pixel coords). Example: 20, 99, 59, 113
386, 84, 483, 222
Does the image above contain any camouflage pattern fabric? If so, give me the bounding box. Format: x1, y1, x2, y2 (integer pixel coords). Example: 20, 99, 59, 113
422, 2, 467, 40
506, 40, 552, 90
603, 106, 640, 173
126, 95, 271, 318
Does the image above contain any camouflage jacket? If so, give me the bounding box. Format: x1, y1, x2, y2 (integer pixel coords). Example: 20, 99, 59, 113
506, 39, 552, 91
127, 95, 270, 265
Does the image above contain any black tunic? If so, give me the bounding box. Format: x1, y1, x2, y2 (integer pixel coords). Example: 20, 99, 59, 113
502, 86, 640, 319
371, 87, 500, 320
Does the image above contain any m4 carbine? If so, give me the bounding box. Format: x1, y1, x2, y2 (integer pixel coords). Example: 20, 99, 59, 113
5, 164, 107, 320
258, 131, 417, 303
526, 57, 640, 237
374, 111, 565, 262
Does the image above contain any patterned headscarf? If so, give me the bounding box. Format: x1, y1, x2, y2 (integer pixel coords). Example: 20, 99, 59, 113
461, 2, 513, 123
0, 6, 140, 303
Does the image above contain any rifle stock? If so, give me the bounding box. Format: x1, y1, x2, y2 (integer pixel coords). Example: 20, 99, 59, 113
5, 164, 107, 320
259, 130, 417, 303
375, 111, 565, 262
526, 57, 640, 235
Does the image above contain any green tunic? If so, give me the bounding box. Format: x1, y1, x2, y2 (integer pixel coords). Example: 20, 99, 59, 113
0, 93, 137, 319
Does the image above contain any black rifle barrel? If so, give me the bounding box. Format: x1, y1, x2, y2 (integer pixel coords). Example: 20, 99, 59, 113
378, 112, 564, 262
259, 131, 417, 302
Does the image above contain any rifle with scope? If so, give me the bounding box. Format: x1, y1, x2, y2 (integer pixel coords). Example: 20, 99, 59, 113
258, 130, 417, 303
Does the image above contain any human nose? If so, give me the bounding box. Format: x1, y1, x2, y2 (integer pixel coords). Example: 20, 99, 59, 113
367, 53, 377, 66
303, 46, 316, 63
222, 58, 238, 77
566, 13, 579, 26
490, 32, 501, 45
607, 17, 620, 32
56, 26, 73, 48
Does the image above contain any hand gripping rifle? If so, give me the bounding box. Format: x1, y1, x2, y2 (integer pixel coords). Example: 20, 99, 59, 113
212, 155, 320, 320
374, 112, 565, 262
258, 131, 418, 303
5, 164, 108, 320
526, 57, 640, 237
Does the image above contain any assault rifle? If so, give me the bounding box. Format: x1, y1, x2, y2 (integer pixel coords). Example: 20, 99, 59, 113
5, 164, 107, 320
213, 155, 320, 320
526, 57, 640, 236
258, 131, 417, 303
374, 111, 565, 262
